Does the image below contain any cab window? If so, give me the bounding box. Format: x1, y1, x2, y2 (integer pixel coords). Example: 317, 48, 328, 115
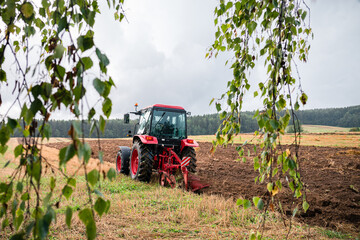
150, 109, 186, 139
137, 110, 151, 135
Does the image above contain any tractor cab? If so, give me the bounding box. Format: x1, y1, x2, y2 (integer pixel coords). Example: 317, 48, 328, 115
125, 104, 188, 148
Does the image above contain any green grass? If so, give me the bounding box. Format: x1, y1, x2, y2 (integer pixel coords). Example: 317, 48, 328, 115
319, 229, 353, 239
102, 177, 151, 194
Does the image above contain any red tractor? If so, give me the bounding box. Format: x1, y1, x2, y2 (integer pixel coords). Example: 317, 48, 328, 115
116, 104, 208, 191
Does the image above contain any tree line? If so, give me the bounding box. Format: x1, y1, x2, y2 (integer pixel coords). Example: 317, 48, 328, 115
187, 105, 360, 134
294, 105, 360, 127
9, 105, 360, 138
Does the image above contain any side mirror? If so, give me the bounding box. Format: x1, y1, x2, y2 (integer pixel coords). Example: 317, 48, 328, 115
124, 113, 130, 124
187, 112, 191, 116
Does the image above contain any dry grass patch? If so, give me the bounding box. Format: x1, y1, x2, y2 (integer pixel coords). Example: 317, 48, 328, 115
0, 138, 112, 181
44, 175, 330, 239
0, 171, 349, 239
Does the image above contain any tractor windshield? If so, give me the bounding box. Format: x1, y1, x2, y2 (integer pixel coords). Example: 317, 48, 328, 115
150, 109, 186, 139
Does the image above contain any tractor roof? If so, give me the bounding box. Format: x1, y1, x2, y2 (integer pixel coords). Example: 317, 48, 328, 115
142, 104, 185, 111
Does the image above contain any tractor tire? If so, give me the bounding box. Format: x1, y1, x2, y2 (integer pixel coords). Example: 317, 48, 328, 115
130, 141, 154, 182
181, 147, 197, 173
116, 146, 130, 175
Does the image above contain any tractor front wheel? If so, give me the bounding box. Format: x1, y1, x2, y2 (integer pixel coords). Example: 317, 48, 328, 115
181, 147, 197, 173
130, 141, 154, 182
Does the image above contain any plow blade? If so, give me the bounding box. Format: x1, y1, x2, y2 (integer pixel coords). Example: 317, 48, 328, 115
188, 174, 209, 192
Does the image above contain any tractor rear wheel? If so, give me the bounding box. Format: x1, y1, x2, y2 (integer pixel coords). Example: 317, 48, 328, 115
116, 147, 130, 175
181, 147, 197, 173
130, 141, 154, 182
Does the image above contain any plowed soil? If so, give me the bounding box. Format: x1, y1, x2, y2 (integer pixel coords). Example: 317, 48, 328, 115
46, 139, 360, 233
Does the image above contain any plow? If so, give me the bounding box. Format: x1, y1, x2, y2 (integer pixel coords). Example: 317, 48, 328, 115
157, 147, 209, 191
116, 104, 209, 192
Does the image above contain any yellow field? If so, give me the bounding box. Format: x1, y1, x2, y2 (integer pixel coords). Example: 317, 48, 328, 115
190, 133, 360, 148
302, 125, 351, 133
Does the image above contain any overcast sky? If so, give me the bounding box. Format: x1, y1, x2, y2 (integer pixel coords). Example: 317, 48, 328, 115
1, 0, 359, 119
93, 0, 360, 118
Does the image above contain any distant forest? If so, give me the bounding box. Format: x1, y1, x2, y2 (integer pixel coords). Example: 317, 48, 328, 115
189, 105, 360, 134
10, 105, 360, 138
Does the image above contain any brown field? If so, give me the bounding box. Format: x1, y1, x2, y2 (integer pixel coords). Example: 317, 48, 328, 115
46, 133, 360, 236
